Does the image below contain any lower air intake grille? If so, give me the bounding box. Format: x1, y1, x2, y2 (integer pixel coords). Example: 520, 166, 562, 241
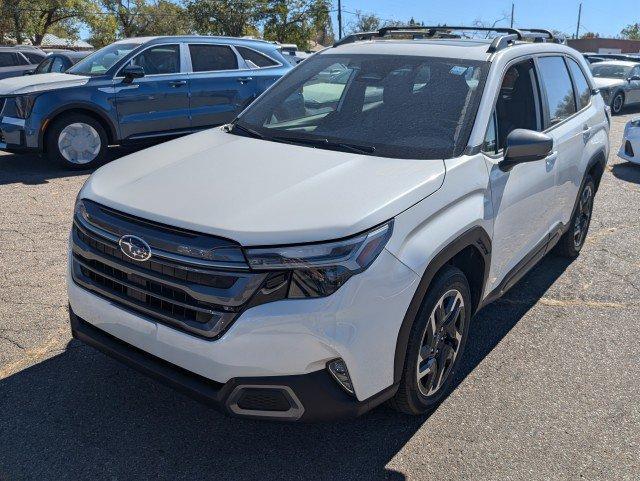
625, 140, 635, 157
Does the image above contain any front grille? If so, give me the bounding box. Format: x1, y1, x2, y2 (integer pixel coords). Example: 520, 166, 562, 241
71, 202, 289, 339
625, 140, 635, 157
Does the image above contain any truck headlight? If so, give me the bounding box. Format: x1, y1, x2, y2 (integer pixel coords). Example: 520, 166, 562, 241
14, 95, 37, 119
244, 221, 393, 298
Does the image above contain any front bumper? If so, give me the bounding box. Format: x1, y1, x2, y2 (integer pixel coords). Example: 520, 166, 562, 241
68, 246, 419, 416
70, 309, 397, 421
0, 113, 43, 152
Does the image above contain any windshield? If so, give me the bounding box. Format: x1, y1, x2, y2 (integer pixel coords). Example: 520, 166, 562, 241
68, 42, 140, 76
591, 63, 633, 79
234, 54, 488, 159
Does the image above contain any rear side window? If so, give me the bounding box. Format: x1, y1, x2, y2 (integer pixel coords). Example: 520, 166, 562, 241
0, 52, 19, 67
189, 45, 238, 72
236, 46, 278, 68
537, 56, 577, 127
567, 58, 591, 110
22, 52, 45, 64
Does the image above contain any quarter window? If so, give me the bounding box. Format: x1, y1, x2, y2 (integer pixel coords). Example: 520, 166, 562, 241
189, 45, 238, 72
537, 56, 577, 127
483, 112, 498, 154
236, 46, 278, 68
567, 58, 591, 110
129, 44, 180, 75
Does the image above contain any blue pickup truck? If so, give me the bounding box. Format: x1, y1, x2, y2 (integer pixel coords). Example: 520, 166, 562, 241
0, 36, 292, 169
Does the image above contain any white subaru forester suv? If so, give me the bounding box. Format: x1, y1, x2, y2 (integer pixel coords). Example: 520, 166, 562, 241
68, 27, 609, 421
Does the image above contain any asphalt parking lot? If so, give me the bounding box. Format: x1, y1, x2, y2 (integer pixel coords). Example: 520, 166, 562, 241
0, 112, 639, 481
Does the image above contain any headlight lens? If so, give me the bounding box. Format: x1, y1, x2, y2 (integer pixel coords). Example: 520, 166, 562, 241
244, 221, 393, 298
14, 95, 37, 119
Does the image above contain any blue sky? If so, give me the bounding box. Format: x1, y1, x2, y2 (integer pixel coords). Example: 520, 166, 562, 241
332, 0, 635, 38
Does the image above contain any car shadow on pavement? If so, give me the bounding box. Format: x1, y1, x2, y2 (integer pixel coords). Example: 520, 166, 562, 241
0, 256, 571, 481
610, 161, 640, 185
0, 146, 142, 186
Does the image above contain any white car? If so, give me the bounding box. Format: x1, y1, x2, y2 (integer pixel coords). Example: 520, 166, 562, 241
618, 118, 640, 164
68, 26, 609, 421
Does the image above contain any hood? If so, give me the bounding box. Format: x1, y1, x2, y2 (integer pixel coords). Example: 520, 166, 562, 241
0, 73, 89, 96
593, 77, 625, 89
81, 128, 446, 246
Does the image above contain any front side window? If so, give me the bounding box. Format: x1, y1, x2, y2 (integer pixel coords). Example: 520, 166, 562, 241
237, 46, 278, 68
495, 59, 541, 149
127, 44, 180, 75
189, 44, 237, 72
537, 56, 577, 127
35, 57, 53, 74
234, 54, 488, 159
69, 42, 140, 76
567, 58, 591, 110
51, 57, 66, 73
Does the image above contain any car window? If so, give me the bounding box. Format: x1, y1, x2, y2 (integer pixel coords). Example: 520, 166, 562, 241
632, 66, 640, 78
69, 42, 140, 76
236, 46, 278, 68
22, 52, 45, 64
51, 56, 66, 73
189, 44, 237, 72
567, 58, 591, 110
237, 54, 488, 160
590, 63, 632, 79
35, 57, 53, 74
0, 52, 20, 67
537, 56, 577, 127
128, 44, 180, 75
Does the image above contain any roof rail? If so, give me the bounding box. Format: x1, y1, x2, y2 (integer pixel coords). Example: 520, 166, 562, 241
333, 25, 563, 51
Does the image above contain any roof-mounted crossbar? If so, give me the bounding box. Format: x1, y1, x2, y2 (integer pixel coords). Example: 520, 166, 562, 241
333, 25, 562, 52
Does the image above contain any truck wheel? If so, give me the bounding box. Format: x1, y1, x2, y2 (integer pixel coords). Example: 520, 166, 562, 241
554, 175, 595, 258
389, 266, 471, 415
46, 113, 108, 170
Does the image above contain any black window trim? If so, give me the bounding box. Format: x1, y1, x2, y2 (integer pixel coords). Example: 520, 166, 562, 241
235, 45, 283, 70
187, 42, 241, 74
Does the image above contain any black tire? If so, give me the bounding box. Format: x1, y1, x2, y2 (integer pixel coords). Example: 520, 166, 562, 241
554, 175, 596, 258
46, 113, 108, 170
389, 265, 471, 415
610, 91, 625, 115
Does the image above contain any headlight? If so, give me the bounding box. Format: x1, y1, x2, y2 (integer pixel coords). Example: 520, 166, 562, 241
244, 221, 393, 298
14, 95, 37, 119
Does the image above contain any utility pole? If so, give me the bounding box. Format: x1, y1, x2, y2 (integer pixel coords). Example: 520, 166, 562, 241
510, 3, 514, 28
575, 2, 582, 39
337, 0, 343, 39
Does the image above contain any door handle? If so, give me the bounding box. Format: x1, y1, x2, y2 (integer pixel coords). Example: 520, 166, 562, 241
545, 151, 558, 169
582, 124, 591, 142
169, 80, 187, 87
237, 77, 253, 84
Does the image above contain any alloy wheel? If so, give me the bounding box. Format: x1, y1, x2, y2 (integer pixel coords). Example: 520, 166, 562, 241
573, 184, 594, 249
612, 94, 624, 114
416, 289, 465, 397
58, 122, 102, 164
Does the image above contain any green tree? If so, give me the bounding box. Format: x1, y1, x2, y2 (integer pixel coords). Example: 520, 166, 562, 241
621, 23, 640, 40
185, 0, 267, 37
262, 0, 330, 50
346, 10, 381, 35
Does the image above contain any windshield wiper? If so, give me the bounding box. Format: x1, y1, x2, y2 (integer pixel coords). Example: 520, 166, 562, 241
231, 122, 265, 139
272, 135, 376, 155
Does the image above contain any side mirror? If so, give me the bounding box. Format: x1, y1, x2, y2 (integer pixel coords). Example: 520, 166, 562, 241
500, 129, 553, 170
629, 75, 640, 82
122, 65, 145, 84
23, 69, 35, 76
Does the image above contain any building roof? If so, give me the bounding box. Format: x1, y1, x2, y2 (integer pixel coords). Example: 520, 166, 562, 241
40, 34, 93, 50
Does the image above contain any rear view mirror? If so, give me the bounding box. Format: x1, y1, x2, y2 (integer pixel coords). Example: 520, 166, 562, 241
122, 65, 145, 84
500, 129, 553, 170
